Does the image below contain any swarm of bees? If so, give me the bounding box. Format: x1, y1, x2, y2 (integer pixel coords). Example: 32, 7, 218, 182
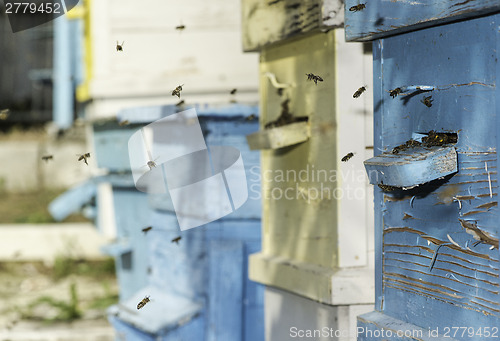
378, 183, 398, 192
41, 155, 54, 162
116, 41, 124, 51
171, 236, 182, 244
0, 109, 10, 120
391, 139, 421, 154
306, 73, 323, 85
77, 153, 91, 165
389, 87, 402, 98
341, 152, 354, 162
349, 3, 366, 12
172, 84, 184, 98
137, 296, 150, 310
142, 226, 153, 234
421, 95, 433, 107
353, 86, 367, 98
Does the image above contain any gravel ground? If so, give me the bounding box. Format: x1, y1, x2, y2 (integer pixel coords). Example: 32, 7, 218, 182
0, 262, 118, 341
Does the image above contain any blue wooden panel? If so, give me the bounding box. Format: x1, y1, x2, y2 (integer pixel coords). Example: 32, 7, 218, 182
207, 240, 244, 341
345, 0, 500, 42
362, 12, 500, 340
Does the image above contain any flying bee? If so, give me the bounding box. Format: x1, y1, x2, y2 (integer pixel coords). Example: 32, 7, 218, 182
77, 153, 91, 165
0, 109, 10, 120
116, 41, 125, 51
421, 95, 433, 107
245, 114, 256, 121
175, 100, 185, 107
119, 120, 130, 126
305, 73, 323, 85
389, 87, 402, 98
172, 84, 184, 98
175, 24, 186, 31
230, 88, 237, 95
349, 3, 366, 12
41, 155, 53, 162
142, 226, 153, 234
353, 86, 367, 98
171, 236, 182, 244
341, 152, 354, 162
137, 296, 150, 310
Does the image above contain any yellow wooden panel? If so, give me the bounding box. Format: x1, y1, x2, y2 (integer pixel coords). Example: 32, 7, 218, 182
259, 31, 338, 269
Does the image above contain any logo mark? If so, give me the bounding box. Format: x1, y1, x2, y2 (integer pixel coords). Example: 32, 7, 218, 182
128, 109, 248, 230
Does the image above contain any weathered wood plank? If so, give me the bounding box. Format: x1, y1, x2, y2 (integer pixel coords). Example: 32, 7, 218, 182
242, 0, 344, 51
345, 0, 500, 42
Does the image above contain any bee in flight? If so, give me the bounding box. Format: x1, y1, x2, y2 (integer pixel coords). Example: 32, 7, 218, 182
172, 84, 184, 98
349, 4, 366, 12
142, 226, 153, 234
137, 296, 150, 310
421, 95, 433, 107
116, 41, 125, 51
176, 100, 185, 107
353, 86, 367, 98
41, 155, 53, 162
389, 87, 402, 98
119, 120, 130, 126
171, 236, 182, 244
77, 153, 91, 165
175, 24, 186, 31
230, 88, 237, 95
0, 109, 10, 120
306, 73, 323, 85
341, 152, 354, 162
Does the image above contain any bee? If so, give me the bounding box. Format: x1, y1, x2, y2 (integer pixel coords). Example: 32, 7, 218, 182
378, 183, 398, 192
172, 84, 184, 98
341, 152, 354, 162
175, 24, 186, 31
118, 120, 130, 126
116, 41, 125, 51
230, 88, 237, 95
77, 153, 91, 165
41, 155, 53, 162
349, 4, 366, 12
0, 109, 10, 120
421, 95, 433, 107
245, 114, 256, 121
142, 226, 153, 234
305, 73, 323, 85
389, 87, 402, 98
353, 86, 367, 98
171, 236, 182, 244
175, 100, 185, 107
137, 296, 150, 310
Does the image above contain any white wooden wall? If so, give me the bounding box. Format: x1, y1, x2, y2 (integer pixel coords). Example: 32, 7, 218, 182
85, 0, 259, 119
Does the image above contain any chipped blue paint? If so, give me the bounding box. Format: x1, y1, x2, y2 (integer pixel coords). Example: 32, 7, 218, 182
345, 0, 500, 42
357, 9, 500, 341
364, 146, 458, 188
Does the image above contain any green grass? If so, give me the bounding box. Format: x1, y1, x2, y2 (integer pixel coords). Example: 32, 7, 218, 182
22, 283, 82, 323
53, 256, 116, 281
0, 189, 89, 224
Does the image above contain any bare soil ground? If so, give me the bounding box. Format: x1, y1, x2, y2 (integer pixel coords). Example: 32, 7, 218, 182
0, 260, 118, 341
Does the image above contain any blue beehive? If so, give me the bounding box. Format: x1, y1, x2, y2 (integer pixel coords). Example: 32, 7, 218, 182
92, 104, 263, 340
346, 1, 500, 339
